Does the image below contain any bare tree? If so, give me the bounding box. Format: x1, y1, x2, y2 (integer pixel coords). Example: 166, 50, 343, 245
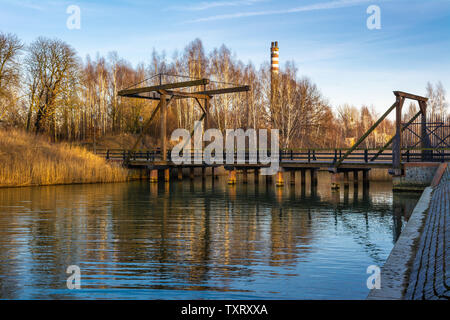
25, 37, 79, 134
426, 81, 448, 117
0, 32, 23, 122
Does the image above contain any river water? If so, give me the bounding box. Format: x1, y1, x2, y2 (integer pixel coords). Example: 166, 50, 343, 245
0, 173, 420, 299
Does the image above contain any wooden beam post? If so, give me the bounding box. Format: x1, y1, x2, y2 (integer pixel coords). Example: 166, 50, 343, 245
419, 100, 432, 161
178, 167, 183, 180
160, 94, 167, 161
392, 97, 405, 176
254, 168, 259, 184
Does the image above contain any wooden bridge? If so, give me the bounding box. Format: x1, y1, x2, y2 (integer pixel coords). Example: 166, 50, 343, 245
102, 74, 450, 189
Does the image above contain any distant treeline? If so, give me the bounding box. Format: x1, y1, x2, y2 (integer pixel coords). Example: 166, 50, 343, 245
0, 32, 448, 149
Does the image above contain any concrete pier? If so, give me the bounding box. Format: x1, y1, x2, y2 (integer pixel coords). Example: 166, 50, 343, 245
276, 171, 284, 187
164, 168, 170, 182
228, 169, 237, 185
150, 169, 158, 183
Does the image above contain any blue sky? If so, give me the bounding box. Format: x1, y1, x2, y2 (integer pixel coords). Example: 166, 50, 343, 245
0, 0, 449, 114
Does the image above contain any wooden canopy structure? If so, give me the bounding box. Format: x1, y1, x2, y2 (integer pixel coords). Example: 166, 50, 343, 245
117, 74, 250, 162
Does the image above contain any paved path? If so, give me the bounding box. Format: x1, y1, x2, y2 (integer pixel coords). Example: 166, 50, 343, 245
405, 166, 449, 300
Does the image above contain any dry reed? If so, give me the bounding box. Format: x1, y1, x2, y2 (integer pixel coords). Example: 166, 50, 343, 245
0, 129, 128, 187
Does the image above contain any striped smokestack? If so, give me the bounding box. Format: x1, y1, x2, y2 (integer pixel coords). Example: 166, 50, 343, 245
271, 41, 279, 75
270, 41, 279, 111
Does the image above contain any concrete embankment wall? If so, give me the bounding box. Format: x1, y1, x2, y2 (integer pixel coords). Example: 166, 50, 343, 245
367, 162, 448, 300
393, 163, 441, 191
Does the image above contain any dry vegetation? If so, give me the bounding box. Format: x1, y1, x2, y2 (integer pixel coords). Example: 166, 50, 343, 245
0, 129, 128, 187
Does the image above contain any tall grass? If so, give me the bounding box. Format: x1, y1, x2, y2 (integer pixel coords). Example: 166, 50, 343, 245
0, 129, 128, 187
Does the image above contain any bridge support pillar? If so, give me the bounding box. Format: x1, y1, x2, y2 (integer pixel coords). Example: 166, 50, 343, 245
164, 169, 170, 182
276, 170, 284, 187
228, 170, 237, 185
290, 171, 296, 185
202, 167, 206, 181
301, 169, 306, 187
331, 173, 340, 190
266, 174, 272, 185
150, 170, 158, 183
243, 169, 248, 184
190, 167, 195, 180
177, 167, 183, 181
353, 170, 359, 188
311, 169, 318, 188
254, 168, 259, 184
344, 171, 349, 188
363, 170, 370, 188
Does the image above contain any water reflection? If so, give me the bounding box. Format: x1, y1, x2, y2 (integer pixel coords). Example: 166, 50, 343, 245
0, 172, 420, 299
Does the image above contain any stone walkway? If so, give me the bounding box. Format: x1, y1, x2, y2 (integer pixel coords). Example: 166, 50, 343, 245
405, 166, 449, 300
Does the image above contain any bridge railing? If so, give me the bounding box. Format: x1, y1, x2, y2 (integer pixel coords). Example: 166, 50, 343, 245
94, 148, 450, 164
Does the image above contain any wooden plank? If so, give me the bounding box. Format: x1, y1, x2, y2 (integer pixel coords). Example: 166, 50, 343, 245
193, 85, 250, 96
122, 94, 163, 101
118, 79, 210, 96
162, 89, 211, 100
393, 91, 428, 102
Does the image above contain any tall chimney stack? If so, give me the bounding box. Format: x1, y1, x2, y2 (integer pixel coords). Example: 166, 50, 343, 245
270, 41, 279, 112
271, 41, 279, 75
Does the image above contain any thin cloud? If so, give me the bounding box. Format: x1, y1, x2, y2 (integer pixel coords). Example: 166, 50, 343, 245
0, 0, 46, 11
170, 0, 266, 12
187, 0, 376, 22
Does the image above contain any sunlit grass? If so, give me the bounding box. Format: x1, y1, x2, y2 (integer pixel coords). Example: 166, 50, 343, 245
0, 129, 128, 187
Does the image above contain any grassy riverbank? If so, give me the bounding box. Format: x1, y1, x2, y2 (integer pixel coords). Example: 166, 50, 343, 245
0, 129, 128, 188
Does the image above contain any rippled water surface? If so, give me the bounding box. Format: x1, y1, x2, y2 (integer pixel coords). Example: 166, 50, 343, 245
0, 173, 421, 299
